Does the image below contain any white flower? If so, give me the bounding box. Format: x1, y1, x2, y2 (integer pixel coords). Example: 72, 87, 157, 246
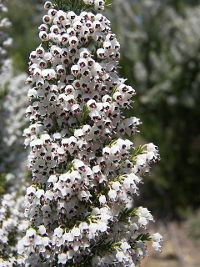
151, 233, 163, 251
58, 253, 67, 264
71, 227, 81, 237
64, 232, 74, 242
38, 225, 46, 236
152, 241, 162, 251
97, 221, 108, 233
54, 227, 63, 237
99, 195, 107, 205
108, 189, 117, 201
116, 250, 126, 262
26, 228, 36, 238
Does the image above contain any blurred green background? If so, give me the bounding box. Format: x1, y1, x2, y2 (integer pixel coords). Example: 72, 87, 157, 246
5, 0, 200, 219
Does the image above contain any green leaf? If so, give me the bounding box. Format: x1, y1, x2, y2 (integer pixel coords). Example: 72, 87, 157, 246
0, 173, 7, 196
105, 0, 112, 7
135, 233, 151, 242
119, 208, 137, 221
80, 104, 89, 124
130, 145, 144, 157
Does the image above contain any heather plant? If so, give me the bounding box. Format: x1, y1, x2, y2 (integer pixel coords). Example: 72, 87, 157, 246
17, 0, 162, 266
0, 0, 12, 84
0, 191, 29, 266
0, 3, 12, 169
1, 74, 28, 172
0, 0, 26, 174
0, 0, 28, 178
0, 1, 29, 265
0, 0, 13, 194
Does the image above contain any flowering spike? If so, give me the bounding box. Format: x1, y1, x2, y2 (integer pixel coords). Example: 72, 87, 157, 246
0, 0, 12, 88
0, 2, 30, 266
0, 1, 11, 60
19, 0, 162, 265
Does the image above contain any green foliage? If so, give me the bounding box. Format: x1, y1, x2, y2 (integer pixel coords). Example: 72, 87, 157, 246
0, 83, 8, 107
53, 0, 111, 12
105, 0, 111, 7
119, 207, 137, 221
80, 104, 89, 124
53, 0, 87, 12
109, 0, 200, 218
6, 0, 40, 73
0, 173, 6, 195
8, 229, 18, 247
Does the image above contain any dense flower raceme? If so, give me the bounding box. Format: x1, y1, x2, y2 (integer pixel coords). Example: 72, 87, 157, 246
0, 0, 28, 173
0, 2, 30, 265
0, 0, 12, 87
0, 74, 28, 173
0, 0, 12, 173
0, 75, 29, 264
18, 1, 162, 265
0, 189, 29, 266
0, 74, 29, 265
0, 0, 12, 60
0, 75, 29, 266
0, 66, 29, 267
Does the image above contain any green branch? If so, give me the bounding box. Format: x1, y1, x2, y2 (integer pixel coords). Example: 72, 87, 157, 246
52, 0, 89, 12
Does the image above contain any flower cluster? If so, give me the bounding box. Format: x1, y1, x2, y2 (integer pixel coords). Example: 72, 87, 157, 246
0, 74, 28, 173
0, 0, 12, 173
0, 75, 29, 266
0, 0, 12, 86
0, 0, 12, 59
0, 2, 30, 265
19, 0, 162, 266
0, 190, 29, 266
83, 0, 105, 10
